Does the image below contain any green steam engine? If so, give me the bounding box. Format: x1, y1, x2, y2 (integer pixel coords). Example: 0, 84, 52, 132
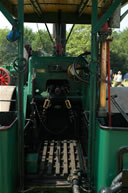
0, 1, 128, 193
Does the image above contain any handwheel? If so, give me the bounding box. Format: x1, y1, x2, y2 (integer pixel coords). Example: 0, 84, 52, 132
72, 53, 90, 83
0, 67, 11, 85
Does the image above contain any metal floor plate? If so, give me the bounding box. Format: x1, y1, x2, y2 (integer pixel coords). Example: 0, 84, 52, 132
26, 140, 85, 188
40, 140, 85, 178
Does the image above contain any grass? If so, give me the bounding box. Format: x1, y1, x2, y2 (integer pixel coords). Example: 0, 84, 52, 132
122, 80, 128, 87
112, 80, 128, 87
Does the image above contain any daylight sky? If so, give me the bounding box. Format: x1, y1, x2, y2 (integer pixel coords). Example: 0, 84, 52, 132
0, 4, 128, 33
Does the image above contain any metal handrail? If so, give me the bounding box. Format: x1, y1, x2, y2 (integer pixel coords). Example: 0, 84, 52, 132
0, 118, 17, 131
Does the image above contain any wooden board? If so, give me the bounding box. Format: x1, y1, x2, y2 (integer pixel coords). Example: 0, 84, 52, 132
1, 0, 127, 24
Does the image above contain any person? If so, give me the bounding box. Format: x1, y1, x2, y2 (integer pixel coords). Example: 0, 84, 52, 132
112, 73, 117, 87
124, 73, 128, 82
114, 71, 122, 87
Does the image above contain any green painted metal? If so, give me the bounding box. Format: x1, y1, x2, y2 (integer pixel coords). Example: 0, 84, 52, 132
2, 63, 15, 72
0, 3, 16, 26
28, 56, 87, 96
17, 0, 24, 190
0, 1, 127, 193
88, 0, 98, 184
95, 121, 128, 192
94, 0, 123, 33
0, 112, 18, 193
0, 63, 17, 85
26, 153, 38, 174
88, 0, 124, 190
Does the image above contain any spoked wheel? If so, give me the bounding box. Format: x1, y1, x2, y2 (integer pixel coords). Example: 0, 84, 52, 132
68, 53, 90, 83
0, 67, 11, 85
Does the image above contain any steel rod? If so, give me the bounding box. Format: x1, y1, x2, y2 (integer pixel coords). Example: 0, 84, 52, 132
18, 0, 24, 190
107, 41, 111, 127
66, 24, 75, 44
88, 0, 98, 184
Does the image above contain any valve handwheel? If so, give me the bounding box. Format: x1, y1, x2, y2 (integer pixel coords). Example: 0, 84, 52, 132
68, 53, 90, 83
0, 67, 10, 85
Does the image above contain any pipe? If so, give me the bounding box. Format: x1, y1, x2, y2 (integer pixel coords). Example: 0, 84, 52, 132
72, 179, 80, 193
99, 182, 122, 193
111, 182, 122, 192
107, 41, 111, 127
66, 24, 75, 44
120, 10, 128, 21
18, 0, 24, 190
99, 172, 123, 193
111, 172, 122, 186
117, 147, 128, 173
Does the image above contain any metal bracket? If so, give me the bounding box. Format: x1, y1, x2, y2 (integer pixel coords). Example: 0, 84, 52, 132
94, 0, 123, 33
0, 2, 16, 26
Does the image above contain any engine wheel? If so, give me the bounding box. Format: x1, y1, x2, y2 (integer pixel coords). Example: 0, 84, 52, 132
0, 67, 11, 85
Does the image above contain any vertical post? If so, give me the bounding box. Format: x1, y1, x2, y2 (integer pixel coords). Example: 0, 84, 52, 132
53, 24, 66, 56
107, 41, 112, 127
61, 24, 66, 55
99, 41, 107, 111
88, 0, 98, 183
18, 0, 24, 190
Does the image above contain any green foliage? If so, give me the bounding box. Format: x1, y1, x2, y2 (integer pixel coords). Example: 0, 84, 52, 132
0, 24, 128, 75
110, 28, 128, 74
0, 27, 53, 65
24, 27, 35, 45
0, 28, 18, 64
66, 25, 128, 74
31, 30, 53, 55
66, 24, 91, 56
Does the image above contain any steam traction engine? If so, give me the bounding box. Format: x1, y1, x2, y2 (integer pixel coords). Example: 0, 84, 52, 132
0, 1, 128, 193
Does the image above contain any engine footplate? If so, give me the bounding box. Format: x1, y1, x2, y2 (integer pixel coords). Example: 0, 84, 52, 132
26, 140, 85, 187
40, 140, 85, 177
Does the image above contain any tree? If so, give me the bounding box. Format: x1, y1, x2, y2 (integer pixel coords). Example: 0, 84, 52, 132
0, 27, 53, 65
110, 29, 128, 74
24, 27, 35, 46
1, 25, 128, 75
0, 28, 18, 64
66, 24, 91, 56
32, 30, 53, 55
